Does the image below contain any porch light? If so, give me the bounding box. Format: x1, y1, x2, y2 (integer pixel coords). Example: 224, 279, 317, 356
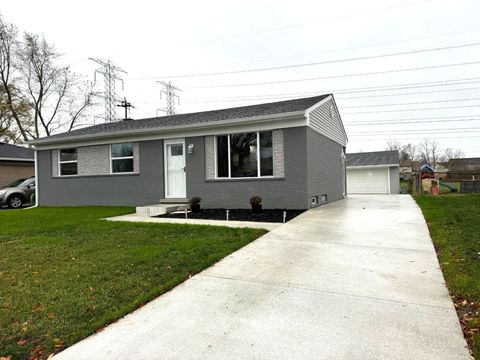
187, 143, 194, 154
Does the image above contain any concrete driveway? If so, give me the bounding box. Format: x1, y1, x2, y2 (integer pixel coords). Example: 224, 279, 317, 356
54, 195, 470, 360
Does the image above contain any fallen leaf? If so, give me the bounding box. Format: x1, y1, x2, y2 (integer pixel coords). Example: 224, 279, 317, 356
53, 338, 64, 348
32, 271, 39, 276
47, 313, 56, 319
32, 304, 44, 313
17, 339, 27, 346
0, 356, 12, 360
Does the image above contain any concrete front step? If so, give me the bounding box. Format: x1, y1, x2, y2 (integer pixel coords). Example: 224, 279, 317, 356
135, 203, 189, 217
160, 198, 189, 204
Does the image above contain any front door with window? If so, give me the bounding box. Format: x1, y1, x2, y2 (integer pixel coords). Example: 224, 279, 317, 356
164, 139, 186, 198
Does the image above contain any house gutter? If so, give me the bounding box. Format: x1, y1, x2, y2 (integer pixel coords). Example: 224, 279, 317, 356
0, 157, 34, 162
28, 111, 306, 149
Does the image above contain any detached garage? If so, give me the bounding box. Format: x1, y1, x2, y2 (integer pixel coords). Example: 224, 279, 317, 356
346, 151, 400, 194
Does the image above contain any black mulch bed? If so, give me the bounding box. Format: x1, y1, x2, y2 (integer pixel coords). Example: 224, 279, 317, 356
159, 208, 306, 223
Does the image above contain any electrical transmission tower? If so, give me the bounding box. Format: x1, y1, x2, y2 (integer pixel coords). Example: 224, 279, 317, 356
157, 81, 181, 115
89, 58, 127, 122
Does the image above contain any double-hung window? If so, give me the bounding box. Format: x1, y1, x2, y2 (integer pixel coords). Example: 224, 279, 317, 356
59, 148, 78, 176
216, 131, 273, 178
111, 143, 134, 173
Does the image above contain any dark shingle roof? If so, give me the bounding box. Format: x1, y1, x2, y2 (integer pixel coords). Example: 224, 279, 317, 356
39, 95, 330, 142
346, 150, 399, 167
0, 142, 34, 160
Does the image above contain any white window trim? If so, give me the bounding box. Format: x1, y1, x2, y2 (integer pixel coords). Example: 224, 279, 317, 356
214, 131, 274, 180
110, 143, 135, 174
58, 148, 78, 177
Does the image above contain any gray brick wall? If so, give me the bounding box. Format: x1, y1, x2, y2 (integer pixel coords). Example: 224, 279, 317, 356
38, 140, 164, 206
204, 136, 215, 180
37, 127, 344, 209
272, 129, 285, 178
78, 145, 110, 175
186, 127, 308, 209
306, 127, 345, 205
52, 143, 140, 177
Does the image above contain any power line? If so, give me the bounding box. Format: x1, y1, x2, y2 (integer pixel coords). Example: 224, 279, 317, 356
341, 97, 480, 109
350, 127, 480, 134
148, 42, 480, 79
343, 104, 480, 114
346, 114, 480, 123
210, 27, 480, 70
182, 0, 432, 45
337, 86, 480, 100
348, 134, 480, 140
185, 61, 480, 89
185, 84, 480, 104
346, 118, 480, 126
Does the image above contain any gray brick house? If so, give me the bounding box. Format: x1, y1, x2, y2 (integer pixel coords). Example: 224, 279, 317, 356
30, 95, 348, 209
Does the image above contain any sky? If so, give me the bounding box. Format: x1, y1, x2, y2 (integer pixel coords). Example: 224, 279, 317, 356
2, 0, 480, 156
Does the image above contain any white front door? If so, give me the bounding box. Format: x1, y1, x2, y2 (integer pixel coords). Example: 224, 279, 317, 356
164, 139, 186, 198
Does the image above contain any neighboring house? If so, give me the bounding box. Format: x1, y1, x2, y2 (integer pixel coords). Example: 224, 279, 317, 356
399, 159, 421, 180
30, 95, 348, 209
0, 142, 35, 187
447, 157, 480, 180
346, 150, 400, 194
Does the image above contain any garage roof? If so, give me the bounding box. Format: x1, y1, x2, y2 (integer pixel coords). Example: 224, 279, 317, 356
0, 142, 34, 161
346, 150, 399, 167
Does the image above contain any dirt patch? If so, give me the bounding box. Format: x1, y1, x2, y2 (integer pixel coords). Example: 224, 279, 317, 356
159, 208, 306, 223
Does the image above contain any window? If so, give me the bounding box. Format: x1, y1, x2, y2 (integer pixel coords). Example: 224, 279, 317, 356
59, 148, 77, 176
111, 143, 134, 173
216, 131, 273, 178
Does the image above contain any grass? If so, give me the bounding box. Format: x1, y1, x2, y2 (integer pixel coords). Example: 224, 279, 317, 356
0, 207, 266, 359
415, 194, 480, 358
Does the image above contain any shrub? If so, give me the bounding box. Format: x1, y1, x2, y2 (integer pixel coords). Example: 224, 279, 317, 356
249, 196, 262, 205
190, 196, 201, 205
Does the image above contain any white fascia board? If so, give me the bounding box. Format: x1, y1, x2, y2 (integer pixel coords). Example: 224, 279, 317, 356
30, 111, 306, 150
328, 95, 348, 143
304, 94, 333, 117
347, 164, 399, 169
0, 157, 35, 162
304, 94, 349, 145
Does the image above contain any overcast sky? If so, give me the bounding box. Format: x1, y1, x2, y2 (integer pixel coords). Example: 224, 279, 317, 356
2, 0, 480, 156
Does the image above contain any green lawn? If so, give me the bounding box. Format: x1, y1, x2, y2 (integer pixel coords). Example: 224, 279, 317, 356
0, 207, 266, 359
415, 194, 480, 358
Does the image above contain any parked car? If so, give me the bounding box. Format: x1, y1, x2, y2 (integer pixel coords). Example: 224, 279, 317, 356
0, 177, 35, 209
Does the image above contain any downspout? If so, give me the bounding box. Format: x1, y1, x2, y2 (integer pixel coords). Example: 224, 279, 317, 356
33, 149, 39, 207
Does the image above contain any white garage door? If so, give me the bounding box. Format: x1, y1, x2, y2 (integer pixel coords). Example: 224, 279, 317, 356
347, 167, 389, 194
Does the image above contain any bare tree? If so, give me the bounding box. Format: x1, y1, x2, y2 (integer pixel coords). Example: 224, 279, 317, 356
418, 139, 440, 168
400, 143, 417, 160
0, 15, 92, 142
440, 148, 465, 162
386, 140, 401, 152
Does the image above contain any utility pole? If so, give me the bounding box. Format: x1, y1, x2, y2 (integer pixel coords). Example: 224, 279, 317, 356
117, 97, 134, 121
89, 58, 127, 122
157, 81, 181, 115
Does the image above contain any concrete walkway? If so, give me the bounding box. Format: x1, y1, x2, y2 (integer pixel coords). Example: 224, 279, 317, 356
55, 195, 470, 360
105, 214, 281, 230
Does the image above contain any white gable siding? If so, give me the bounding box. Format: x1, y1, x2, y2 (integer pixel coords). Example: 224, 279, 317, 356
307, 97, 347, 147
